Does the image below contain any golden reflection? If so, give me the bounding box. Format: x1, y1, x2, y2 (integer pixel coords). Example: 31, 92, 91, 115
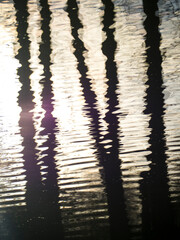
158, 0, 180, 204
115, 1, 150, 235
78, 0, 109, 137
0, 1, 26, 208
49, 0, 110, 238
27, 0, 46, 167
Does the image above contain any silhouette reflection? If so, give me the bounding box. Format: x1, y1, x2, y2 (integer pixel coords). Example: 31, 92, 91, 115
140, 0, 178, 239
14, 0, 63, 238
66, 0, 129, 239
101, 0, 129, 239
38, 0, 64, 238
48, 1, 110, 239
14, 0, 44, 238
0, 0, 180, 239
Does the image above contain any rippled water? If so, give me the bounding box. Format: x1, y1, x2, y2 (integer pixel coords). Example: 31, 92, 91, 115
0, 0, 180, 239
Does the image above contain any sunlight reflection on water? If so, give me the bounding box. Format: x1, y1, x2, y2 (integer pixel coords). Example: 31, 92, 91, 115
0, 0, 180, 239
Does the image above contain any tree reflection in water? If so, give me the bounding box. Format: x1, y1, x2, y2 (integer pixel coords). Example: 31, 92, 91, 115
0, 0, 179, 239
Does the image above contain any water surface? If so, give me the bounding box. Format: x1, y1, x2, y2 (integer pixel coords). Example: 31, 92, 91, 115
0, 0, 180, 239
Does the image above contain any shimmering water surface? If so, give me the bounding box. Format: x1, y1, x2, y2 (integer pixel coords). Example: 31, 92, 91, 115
0, 0, 180, 239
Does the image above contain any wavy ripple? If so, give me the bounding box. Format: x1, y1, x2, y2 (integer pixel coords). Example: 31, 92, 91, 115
0, 0, 180, 239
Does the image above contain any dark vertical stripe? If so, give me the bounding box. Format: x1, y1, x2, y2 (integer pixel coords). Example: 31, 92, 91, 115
66, 0, 97, 108
66, 0, 129, 239
66, 0, 101, 164
14, 0, 44, 238
140, 0, 176, 239
13, 0, 64, 238
101, 1, 129, 239
38, 0, 64, 238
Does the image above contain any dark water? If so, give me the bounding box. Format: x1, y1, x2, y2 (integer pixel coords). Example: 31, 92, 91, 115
0, 0, 180, 239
